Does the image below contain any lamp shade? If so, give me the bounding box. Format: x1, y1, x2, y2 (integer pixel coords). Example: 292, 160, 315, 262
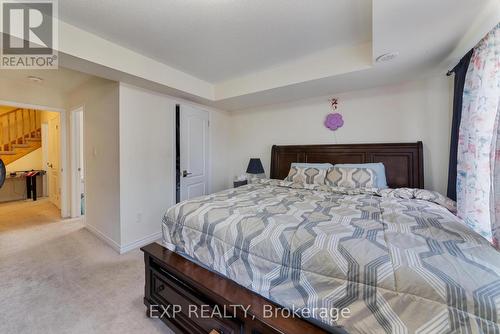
246, 158, 264, 174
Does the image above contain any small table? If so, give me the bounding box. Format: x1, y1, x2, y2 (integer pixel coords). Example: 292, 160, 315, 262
233, 180, 248, 188
8, 170, 45, 201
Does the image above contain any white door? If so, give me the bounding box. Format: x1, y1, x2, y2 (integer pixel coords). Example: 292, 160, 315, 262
41, 123, 49, 197
47, 115, 61, 209
71, 108, 85, 217
180, 105, 209, 201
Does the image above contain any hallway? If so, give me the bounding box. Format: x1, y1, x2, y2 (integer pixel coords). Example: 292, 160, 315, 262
0, 200, 169, 334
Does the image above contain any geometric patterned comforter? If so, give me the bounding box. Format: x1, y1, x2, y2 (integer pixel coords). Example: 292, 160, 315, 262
162, 179, 500, 334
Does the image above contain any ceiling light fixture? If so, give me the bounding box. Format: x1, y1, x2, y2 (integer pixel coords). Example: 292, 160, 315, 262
376, 52, 399, 63
27, 76, 44, 83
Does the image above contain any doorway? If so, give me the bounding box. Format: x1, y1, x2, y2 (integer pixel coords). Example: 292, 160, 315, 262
0, 101, 69, 218
0, 105, 65, 225
175, 104, 209, 203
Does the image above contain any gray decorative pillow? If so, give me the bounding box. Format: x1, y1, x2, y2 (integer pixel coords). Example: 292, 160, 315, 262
285, 167, 327, 185
325, 167, 377, 188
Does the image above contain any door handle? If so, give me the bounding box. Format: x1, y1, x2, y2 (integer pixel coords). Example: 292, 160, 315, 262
182, 170, 192, 177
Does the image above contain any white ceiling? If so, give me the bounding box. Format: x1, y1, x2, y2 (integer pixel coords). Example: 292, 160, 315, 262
59, 0, 372, 82
0, 67, 94, 94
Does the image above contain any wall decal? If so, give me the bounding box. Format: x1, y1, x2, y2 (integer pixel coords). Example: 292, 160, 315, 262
325, 113, 344, 131
330, 98, 338, 111
325, 98, 344, 131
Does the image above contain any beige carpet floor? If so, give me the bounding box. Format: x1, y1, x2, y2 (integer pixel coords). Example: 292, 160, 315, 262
0, 200, 172, 334
0, 198, 61, 232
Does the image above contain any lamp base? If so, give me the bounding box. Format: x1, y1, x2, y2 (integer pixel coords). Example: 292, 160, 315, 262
247, 173, 265, 180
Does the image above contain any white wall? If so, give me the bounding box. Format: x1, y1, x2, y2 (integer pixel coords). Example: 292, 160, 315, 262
229, 75, 453, 194
119, 84, 175, 248
68, 78, 121, 247
208, 107, 232, 192
5, 148, 43, 173
118, 83, 231, 252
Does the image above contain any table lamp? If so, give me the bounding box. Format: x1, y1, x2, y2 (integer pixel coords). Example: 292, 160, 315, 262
246, 158, 265, 179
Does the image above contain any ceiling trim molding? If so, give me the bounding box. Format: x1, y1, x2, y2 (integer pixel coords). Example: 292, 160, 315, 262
215, 43, 372, 100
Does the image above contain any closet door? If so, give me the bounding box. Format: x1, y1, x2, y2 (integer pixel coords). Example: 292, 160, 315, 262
179, 105, 209, 201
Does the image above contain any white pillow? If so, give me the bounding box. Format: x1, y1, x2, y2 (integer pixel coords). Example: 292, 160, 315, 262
325, 167, 377, 188
285, 166, 327, 185
334, 163, 388, 189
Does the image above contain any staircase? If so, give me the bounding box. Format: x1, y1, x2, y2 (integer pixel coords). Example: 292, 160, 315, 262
0, 109, 42, 166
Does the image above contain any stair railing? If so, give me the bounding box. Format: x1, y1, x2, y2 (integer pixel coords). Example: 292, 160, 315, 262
0, 109, 41, 152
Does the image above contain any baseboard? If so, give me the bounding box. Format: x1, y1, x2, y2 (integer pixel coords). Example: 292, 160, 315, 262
84, 223, 121, 253
119, 231, 162, 254
84, 224, 161, 255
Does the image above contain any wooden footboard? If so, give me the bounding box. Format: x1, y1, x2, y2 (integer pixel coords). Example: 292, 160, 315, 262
141, 243, 347, 334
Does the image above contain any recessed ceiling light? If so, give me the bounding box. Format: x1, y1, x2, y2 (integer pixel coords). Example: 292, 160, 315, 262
376, 52, 399, 63
27, 76, 43, 83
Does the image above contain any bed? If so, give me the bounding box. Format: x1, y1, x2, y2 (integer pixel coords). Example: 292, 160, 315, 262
143, 142, 500, 334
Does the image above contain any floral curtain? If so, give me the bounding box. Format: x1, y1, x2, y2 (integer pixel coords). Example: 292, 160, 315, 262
457, 23, 500, 246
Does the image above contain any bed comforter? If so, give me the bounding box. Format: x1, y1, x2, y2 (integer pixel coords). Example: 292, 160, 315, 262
162, 179, 500, 334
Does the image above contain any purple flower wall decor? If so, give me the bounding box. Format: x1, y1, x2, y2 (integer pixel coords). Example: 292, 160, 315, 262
325, 113, 344, 131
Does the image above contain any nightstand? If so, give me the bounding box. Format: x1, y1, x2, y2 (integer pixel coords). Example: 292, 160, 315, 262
233, 180, 248, 188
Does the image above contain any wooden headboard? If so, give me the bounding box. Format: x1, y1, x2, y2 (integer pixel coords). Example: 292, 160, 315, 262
270, 142, 424, 189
